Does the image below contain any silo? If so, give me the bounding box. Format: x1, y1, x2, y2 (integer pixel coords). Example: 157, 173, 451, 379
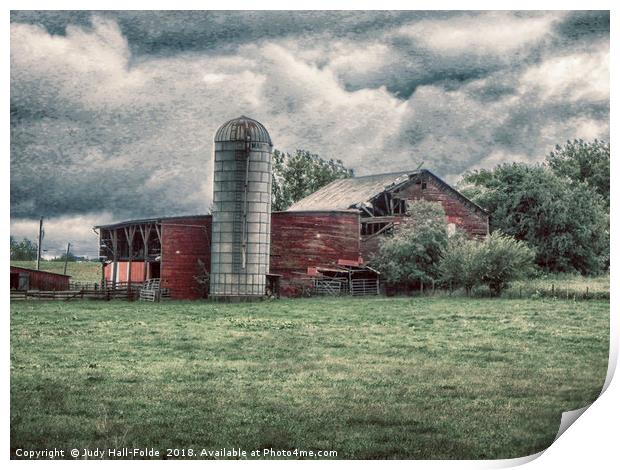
210, 116, 273, 298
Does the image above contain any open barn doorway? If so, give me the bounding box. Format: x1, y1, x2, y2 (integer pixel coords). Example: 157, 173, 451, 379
148, 262, 160, 280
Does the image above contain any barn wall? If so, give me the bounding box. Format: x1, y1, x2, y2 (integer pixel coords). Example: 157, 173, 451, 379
271, 211, 360, 296
160, 216, 212, 300
9, 266, 70, 291
396, 175, 489, 237
104, 262, 146, 283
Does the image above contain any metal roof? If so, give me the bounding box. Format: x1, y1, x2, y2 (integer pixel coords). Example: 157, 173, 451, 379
287, 169, 488, 215
214, 115, 272, 144
94, 214, 211, 230
287, 170, 419, 211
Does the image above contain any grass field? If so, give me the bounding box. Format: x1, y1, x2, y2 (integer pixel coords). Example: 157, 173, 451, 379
10, 296, 608, 459
11, 261, 102, 284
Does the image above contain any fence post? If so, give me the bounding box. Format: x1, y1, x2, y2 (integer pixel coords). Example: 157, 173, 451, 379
551, 283, 555, 297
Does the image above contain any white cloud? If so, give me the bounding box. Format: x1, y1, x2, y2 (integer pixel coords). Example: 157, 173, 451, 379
519, 46, 609, 102
11, 213, 116, 258
397, 12, 564, 55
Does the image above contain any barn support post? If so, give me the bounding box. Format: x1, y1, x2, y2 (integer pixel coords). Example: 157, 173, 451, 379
139, 224, 151, 282
124, 225, 137, 300
110, 229, 119, 289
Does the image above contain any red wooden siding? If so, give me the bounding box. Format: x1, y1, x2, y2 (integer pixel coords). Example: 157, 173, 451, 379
160, 216, 212, 300
397, 175, 489, 237
361, 175, 489, 262
270, 211, 360, 296
104, 262, 146, 283
10, 266, 70, 291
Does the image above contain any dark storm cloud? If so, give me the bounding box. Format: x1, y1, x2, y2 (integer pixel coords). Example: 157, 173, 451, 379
10, 11, 609, 256
10, 10, 452, 56
555, 10, 610, 41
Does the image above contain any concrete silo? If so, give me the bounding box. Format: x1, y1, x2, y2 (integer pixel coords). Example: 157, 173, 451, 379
210, 116, 273, 299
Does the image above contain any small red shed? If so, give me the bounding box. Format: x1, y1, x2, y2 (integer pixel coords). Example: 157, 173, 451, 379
10, 266, 71, 291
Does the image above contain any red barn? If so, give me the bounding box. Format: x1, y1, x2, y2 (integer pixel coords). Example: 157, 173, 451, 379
94, 169, 487, 299
10, 266, 70, 291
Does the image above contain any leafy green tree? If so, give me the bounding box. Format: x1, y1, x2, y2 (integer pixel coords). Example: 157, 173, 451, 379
271, 149, 353, 211
547, 139, 610, 207
54, 251, 77, 262
10, 236, 38, 261
461, 163, 609, 275
371, 200, 448, 287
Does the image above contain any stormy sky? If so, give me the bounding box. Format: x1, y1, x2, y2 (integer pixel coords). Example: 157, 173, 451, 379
10, 10, 609, 257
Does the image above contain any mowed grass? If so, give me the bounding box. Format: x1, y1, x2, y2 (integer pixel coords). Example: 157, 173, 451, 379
11, 261, 102, 283
10, 297, 609, 459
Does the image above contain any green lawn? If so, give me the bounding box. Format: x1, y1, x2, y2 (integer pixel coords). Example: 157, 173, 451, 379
10, 297, 609, 459
11, 261, 102, 284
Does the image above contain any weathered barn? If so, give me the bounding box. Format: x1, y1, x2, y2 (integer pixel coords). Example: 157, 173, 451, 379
10, 266, 70, 291
94, 169, 486, 299
288, 169, 489, 261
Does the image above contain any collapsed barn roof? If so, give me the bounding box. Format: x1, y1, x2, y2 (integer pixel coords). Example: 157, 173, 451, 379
287, 169, 487, 215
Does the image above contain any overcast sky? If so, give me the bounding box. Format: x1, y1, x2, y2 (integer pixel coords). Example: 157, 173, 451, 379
10, 10, 609, 257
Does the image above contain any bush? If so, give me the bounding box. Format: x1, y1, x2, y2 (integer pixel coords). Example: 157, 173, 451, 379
439, 232, 535, 296
438, 232, 481, 296
371, 200, 448, 288
478, 232, 536, 296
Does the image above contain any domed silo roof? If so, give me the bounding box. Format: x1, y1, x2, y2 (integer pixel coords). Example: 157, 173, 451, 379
214, 115, 272, 145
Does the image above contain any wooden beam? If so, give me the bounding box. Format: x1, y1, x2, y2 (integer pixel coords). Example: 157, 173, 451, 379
124, 225, 137, 300
154, 224, 162, 246
110, 229, 118, 287
139, 224, 151, 281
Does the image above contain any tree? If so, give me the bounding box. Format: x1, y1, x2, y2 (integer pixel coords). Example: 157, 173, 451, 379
371, 200, 448, 288
439, 231, 535, 296
547, 139, 610, 207
271, 149, 353, 211
461, 163, 609, 275
10, 236, 38, 261
54, 251, 77, 262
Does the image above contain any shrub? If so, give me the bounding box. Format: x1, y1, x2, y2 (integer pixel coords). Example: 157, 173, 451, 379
438, 232, 482, 296
479, 232, 535, 295
439, 231, 535, 296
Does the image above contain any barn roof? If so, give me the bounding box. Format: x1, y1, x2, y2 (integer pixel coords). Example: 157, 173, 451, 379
287, 169, 488, 215
94, 214, 211, 230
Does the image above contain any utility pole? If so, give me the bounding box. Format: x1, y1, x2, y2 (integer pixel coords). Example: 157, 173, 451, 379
36, 217, 44, 271
63, 242, 71, 275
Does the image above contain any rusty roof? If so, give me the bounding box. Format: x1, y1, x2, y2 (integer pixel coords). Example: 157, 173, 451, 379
214, 115, 272, 144
287, 169, 488, 215
287, 170, 418, 211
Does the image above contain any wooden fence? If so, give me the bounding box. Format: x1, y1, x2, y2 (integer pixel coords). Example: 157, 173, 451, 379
10, 278, 174, 302
350, 279, 380, 296
313, 278, 380, 296
10, 286, 141, 301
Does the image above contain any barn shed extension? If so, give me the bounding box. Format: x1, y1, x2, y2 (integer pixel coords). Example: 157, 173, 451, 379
95, 215, 212, 300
